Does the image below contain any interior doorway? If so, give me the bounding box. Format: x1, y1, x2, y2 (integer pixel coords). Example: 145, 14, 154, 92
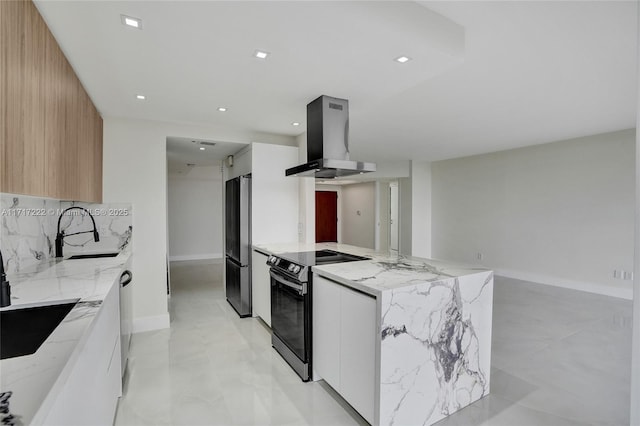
316, 191, 338, 242
389, 182, 399, 253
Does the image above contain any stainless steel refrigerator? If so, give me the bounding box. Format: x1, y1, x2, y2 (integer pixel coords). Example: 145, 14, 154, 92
225, 175, 252, 317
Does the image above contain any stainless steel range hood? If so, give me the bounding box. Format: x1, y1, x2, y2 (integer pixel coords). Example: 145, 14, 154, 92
286, 95, 376, 178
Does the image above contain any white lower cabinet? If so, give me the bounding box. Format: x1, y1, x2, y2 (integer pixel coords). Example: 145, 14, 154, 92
43, 279, 121, 425
251, 250, 271, 326
313, 275, 341, 386
340, 285, 376, 422
313, 274, 376, 424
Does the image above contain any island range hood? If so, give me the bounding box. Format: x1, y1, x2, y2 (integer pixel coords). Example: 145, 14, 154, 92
286, 95, 376, 178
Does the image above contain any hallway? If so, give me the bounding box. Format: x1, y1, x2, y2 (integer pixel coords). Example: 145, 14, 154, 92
114, 260, 365, 425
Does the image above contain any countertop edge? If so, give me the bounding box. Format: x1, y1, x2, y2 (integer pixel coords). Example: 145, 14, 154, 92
311, 267, 381, 297
252, 247, 270, 256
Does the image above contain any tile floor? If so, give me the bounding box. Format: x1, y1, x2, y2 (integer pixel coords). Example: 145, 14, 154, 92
114, 260, 632, 425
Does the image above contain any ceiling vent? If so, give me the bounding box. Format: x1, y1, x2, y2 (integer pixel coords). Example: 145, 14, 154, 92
191, 140, 216, 147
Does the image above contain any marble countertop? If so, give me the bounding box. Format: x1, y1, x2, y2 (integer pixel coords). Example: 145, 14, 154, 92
253, 242, 489, 296
0, 250, 131, 425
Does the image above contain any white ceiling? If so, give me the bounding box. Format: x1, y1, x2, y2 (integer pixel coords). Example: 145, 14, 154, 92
166, 137, 246, 174
35, 1, 637, 163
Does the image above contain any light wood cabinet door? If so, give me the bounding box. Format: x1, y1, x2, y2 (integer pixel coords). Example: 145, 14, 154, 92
1, 0, 103, 202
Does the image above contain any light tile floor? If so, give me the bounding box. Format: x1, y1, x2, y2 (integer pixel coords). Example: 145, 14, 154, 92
115, 260, 632, 426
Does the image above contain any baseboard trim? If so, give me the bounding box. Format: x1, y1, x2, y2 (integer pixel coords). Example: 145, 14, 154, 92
168, 253, 223, 262
132, 314, 170, 333
495, 268, 633, 300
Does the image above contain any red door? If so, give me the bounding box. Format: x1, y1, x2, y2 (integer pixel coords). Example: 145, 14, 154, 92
316, 191, 337, 243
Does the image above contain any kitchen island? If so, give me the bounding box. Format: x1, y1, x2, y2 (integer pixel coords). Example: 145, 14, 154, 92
254, 242, 493, 426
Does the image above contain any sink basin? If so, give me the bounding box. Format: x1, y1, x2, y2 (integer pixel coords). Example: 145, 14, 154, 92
67, 252, 119, 260
1, 301, 78, 360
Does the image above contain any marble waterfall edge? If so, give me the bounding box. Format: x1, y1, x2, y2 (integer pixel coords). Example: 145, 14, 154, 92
379, 271, 493, 426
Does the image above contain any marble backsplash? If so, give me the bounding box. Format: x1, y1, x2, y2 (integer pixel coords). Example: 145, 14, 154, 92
1, 193, 132, 275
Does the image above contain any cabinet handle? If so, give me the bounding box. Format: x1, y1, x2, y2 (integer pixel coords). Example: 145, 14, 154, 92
120, 270, 132, 287
269, 270, 306, 295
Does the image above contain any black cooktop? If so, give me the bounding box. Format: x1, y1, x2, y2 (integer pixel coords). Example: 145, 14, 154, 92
278, 249, 368, 267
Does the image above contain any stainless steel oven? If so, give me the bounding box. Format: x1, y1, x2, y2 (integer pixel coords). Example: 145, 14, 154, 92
268, 250, 368, 382
270, 267, 310, 380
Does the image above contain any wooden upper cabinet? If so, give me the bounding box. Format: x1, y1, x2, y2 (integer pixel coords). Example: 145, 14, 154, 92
0, 0, 102, 202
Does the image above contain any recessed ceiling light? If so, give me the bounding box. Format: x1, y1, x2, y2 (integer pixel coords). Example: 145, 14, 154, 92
135, 94, 146, 100
217, 107, 227, 112
254, 50, 270, 59
395, 56, 411, 63
121, 15, 142, 29
292, 122, 300, 126
199, 147, 205, 151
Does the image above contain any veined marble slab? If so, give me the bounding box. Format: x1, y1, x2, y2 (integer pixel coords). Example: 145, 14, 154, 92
256, 242, 493, 425
379, 271, 493, 426
254, 242, 487, 295
1, 193, 132, 275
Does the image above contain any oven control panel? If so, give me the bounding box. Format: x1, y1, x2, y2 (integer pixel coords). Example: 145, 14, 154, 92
267, 255, 307, 281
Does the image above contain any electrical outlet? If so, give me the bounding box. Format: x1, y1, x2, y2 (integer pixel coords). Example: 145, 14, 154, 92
477, 252, 483, 260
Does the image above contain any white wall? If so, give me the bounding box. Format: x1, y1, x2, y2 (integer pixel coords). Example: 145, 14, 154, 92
341, 182, 376, 249
250, 143, 299, 245
630, 5, 639, 421
431, 129, 635, 299
297, 133, 316, 243
103, 117, 295, 332
399, 177, 412, 255
167, 165, 222, 261
375, 182, 390, 252
410, 161, 432, 258
227, 145, 252, 179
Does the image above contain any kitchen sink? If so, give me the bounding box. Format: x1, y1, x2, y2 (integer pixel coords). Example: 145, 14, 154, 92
67, 252, 119, 260
1, 300, 79, 360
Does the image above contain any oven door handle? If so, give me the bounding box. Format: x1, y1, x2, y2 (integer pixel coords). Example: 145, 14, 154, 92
270, 269, 307, 295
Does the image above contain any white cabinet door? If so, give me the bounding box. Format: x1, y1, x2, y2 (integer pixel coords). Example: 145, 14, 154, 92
313, 274, 376, 424
340, 288, 376, 424
251, 250, 271, 326
43, 279, 121, 425
312, 275, 341, 388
